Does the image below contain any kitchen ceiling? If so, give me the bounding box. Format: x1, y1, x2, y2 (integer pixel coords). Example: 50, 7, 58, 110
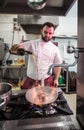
0, 0, 76, 34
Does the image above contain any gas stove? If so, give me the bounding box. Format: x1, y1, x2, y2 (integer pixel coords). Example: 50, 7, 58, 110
0, 88, 73, 120
0, 88, 82, 130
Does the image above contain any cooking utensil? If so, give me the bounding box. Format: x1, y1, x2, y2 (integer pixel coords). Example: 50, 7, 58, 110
0, 82, 12, 109
25, 86, 58, 106
9, 48, 32, 56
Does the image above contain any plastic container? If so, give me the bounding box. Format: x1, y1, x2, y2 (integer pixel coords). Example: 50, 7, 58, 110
58, 75, 63, 85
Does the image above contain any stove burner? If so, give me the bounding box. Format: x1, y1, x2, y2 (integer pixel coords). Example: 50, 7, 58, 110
0, 92, 73, 120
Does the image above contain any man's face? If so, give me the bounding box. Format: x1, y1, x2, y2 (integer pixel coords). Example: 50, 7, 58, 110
41, 25, 54, 42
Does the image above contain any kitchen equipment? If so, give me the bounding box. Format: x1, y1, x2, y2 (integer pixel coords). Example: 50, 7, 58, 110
6, 60, 12, 65
0, 39, 9, 65
25, 86, 58, 106
9, 47, 32, 56
0, 89, 73, 121
77, 1, 84, 129
27, 0, 47, 10
0, 82, 12, 109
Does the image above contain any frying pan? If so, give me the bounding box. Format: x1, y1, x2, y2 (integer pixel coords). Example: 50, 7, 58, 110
25, 86, 58, 106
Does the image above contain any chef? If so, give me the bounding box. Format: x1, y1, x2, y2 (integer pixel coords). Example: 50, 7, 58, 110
10, 22, 62, 89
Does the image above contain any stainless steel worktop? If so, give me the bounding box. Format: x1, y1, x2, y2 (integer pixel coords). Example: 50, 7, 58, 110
0, 115, 81, 130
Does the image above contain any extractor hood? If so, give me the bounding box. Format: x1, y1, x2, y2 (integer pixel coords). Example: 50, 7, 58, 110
0, 0, 76, 16
18, 15, 59, 34
0, 0, 76, 34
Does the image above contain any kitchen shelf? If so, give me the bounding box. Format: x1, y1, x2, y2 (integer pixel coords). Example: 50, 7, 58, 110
0, 64, 26, 87
58, 84, 66, 88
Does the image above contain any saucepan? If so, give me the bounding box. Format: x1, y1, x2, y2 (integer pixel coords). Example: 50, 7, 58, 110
25, 86, 58, 106
0, 82, 12, 109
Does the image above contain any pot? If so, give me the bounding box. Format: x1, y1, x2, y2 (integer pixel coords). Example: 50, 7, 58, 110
25, 86, 58, 106
0, 82, 12, 109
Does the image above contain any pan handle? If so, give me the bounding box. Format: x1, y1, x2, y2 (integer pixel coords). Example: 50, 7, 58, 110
0, 98, 6, 107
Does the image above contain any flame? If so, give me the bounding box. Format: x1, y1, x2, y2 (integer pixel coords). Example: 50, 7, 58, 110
33, 85, 45, 107
32, 85, 56, 107
31, 54, 56, 107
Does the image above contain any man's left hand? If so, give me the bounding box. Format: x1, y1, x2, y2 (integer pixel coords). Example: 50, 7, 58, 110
54, 79, 58, 87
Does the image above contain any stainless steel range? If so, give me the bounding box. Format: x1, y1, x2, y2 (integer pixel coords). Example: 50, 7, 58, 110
0, 89, 81, 130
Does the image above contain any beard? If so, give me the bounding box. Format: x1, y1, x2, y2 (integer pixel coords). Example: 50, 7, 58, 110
41, 36, 51, 42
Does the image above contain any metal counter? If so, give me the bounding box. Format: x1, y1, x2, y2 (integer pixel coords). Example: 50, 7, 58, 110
0, 115, 81, 130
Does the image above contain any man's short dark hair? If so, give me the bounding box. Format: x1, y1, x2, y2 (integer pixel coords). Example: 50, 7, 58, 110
41, 22, 56, 30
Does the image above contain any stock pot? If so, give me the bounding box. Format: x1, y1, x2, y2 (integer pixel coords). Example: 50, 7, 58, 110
0, 82, 12, 109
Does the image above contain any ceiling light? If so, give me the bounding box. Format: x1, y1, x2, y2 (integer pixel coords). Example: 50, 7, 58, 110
27, 0, 47, 10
